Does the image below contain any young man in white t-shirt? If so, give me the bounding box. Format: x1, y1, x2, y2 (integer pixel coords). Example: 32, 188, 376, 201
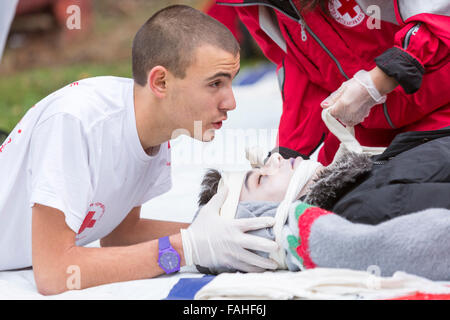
0, 5, 278, 295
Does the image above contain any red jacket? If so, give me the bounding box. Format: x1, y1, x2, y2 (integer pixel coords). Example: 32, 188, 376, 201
217, 0, 450, 165
204, 0, 243, 42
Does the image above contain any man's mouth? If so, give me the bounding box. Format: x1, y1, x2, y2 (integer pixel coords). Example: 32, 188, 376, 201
212, 117, 226, 129
212, 121, 223, 129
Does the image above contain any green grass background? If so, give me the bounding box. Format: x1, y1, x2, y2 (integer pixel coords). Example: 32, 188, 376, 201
0, 60, 132, 133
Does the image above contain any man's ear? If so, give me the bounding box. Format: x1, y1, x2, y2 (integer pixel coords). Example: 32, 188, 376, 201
147, 66, 168, 98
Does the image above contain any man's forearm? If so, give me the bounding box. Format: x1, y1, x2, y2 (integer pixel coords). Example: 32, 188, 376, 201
36, 233, 186, 295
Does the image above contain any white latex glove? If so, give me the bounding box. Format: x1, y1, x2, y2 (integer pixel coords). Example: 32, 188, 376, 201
321, 70, 387, 127
245, 146, 267, 168
181, 186, 279, 273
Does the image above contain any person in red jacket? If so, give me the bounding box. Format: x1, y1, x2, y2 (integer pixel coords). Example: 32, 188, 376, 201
215, 0, 450, 165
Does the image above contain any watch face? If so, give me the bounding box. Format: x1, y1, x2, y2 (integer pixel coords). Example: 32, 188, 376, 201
160, 251, 180, 272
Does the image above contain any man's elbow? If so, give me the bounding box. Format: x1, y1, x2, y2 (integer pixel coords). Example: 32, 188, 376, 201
33, 264, 75, 296
36, 283, 66, 296
35, 278, 67, 296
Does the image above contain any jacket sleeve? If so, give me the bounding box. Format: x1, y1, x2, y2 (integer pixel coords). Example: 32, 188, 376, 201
374, 2, 450, 94
293, 203, 450, 281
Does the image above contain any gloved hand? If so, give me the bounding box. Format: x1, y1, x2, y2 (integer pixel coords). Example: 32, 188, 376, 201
321, 70, 387, 127
181, 186, 279, 273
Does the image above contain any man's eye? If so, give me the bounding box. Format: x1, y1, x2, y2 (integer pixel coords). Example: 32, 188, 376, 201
210, 81, 221, 88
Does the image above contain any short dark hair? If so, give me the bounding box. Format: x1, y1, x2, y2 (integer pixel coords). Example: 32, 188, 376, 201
132, 5, 240, 86
198, 169, 222, 207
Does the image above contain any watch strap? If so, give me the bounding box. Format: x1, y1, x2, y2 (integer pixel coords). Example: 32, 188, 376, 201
159, 236, 170, 250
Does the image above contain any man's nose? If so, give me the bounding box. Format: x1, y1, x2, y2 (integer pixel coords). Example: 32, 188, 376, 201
219, 88, 237, 111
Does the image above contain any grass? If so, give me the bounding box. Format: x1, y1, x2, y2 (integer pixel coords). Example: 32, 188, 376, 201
0, 60, 132, 133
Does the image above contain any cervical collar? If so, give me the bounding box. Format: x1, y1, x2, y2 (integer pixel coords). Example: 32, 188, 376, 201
270, 159, 322, 269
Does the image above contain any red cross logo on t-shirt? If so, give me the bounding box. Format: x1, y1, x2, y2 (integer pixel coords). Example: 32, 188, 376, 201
78, 211, 96, 234
77, 202, 105, 236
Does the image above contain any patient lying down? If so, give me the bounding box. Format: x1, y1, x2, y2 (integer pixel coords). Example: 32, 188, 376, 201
195, 152, 342, 273
193, 136, 450, 280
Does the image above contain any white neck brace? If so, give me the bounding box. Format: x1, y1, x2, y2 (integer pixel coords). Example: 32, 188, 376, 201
270, 159, 322, 269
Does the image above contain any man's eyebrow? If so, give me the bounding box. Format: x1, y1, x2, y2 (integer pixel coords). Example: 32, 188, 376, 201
206, 72, 231, 81
206, 68, 240, 82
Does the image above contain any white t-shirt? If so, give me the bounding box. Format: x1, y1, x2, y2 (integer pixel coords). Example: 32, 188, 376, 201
0, 76, 172, 270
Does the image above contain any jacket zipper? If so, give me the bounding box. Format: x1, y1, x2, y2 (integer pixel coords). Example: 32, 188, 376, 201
298, 16, 307, 41
288, 0, 349, 80
403, 23, 421, 50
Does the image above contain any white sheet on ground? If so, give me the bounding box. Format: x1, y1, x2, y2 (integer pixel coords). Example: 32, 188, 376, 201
195, 269, 450, 300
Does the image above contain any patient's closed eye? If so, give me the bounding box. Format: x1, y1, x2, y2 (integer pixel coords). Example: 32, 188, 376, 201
257, 174, 267, 186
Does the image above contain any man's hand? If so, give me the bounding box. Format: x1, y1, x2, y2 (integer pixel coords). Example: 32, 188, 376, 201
321, 68, 396, 127
181, 187, 279, 273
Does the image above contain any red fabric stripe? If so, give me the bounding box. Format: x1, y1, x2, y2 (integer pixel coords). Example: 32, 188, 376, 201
393, 0, 404, 25
296, 207, 333, 269
388, 292, 450, 300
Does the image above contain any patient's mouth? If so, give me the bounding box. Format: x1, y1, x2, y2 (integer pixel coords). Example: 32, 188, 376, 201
292, 157, 303, 169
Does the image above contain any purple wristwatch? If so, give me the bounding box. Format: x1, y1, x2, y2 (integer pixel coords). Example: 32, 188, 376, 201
158, 236, 181, 274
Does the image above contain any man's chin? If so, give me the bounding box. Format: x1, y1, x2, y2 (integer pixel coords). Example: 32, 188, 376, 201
200, 128, 216, 142
191, 130, 215, 142
202, 133, 215, 142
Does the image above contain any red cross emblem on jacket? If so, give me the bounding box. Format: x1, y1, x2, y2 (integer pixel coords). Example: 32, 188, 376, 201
337, 0, 359, 18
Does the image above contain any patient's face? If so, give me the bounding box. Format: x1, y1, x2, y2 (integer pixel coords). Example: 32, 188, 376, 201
239, 153, 319, 202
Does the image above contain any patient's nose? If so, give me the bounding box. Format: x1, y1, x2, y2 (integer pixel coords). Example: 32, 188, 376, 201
263, 153, 283, 174
266, 153, 282, 165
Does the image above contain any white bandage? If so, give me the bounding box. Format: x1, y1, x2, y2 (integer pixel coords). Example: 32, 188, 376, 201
245, 146, 267, 168
217, 171, 247, 219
